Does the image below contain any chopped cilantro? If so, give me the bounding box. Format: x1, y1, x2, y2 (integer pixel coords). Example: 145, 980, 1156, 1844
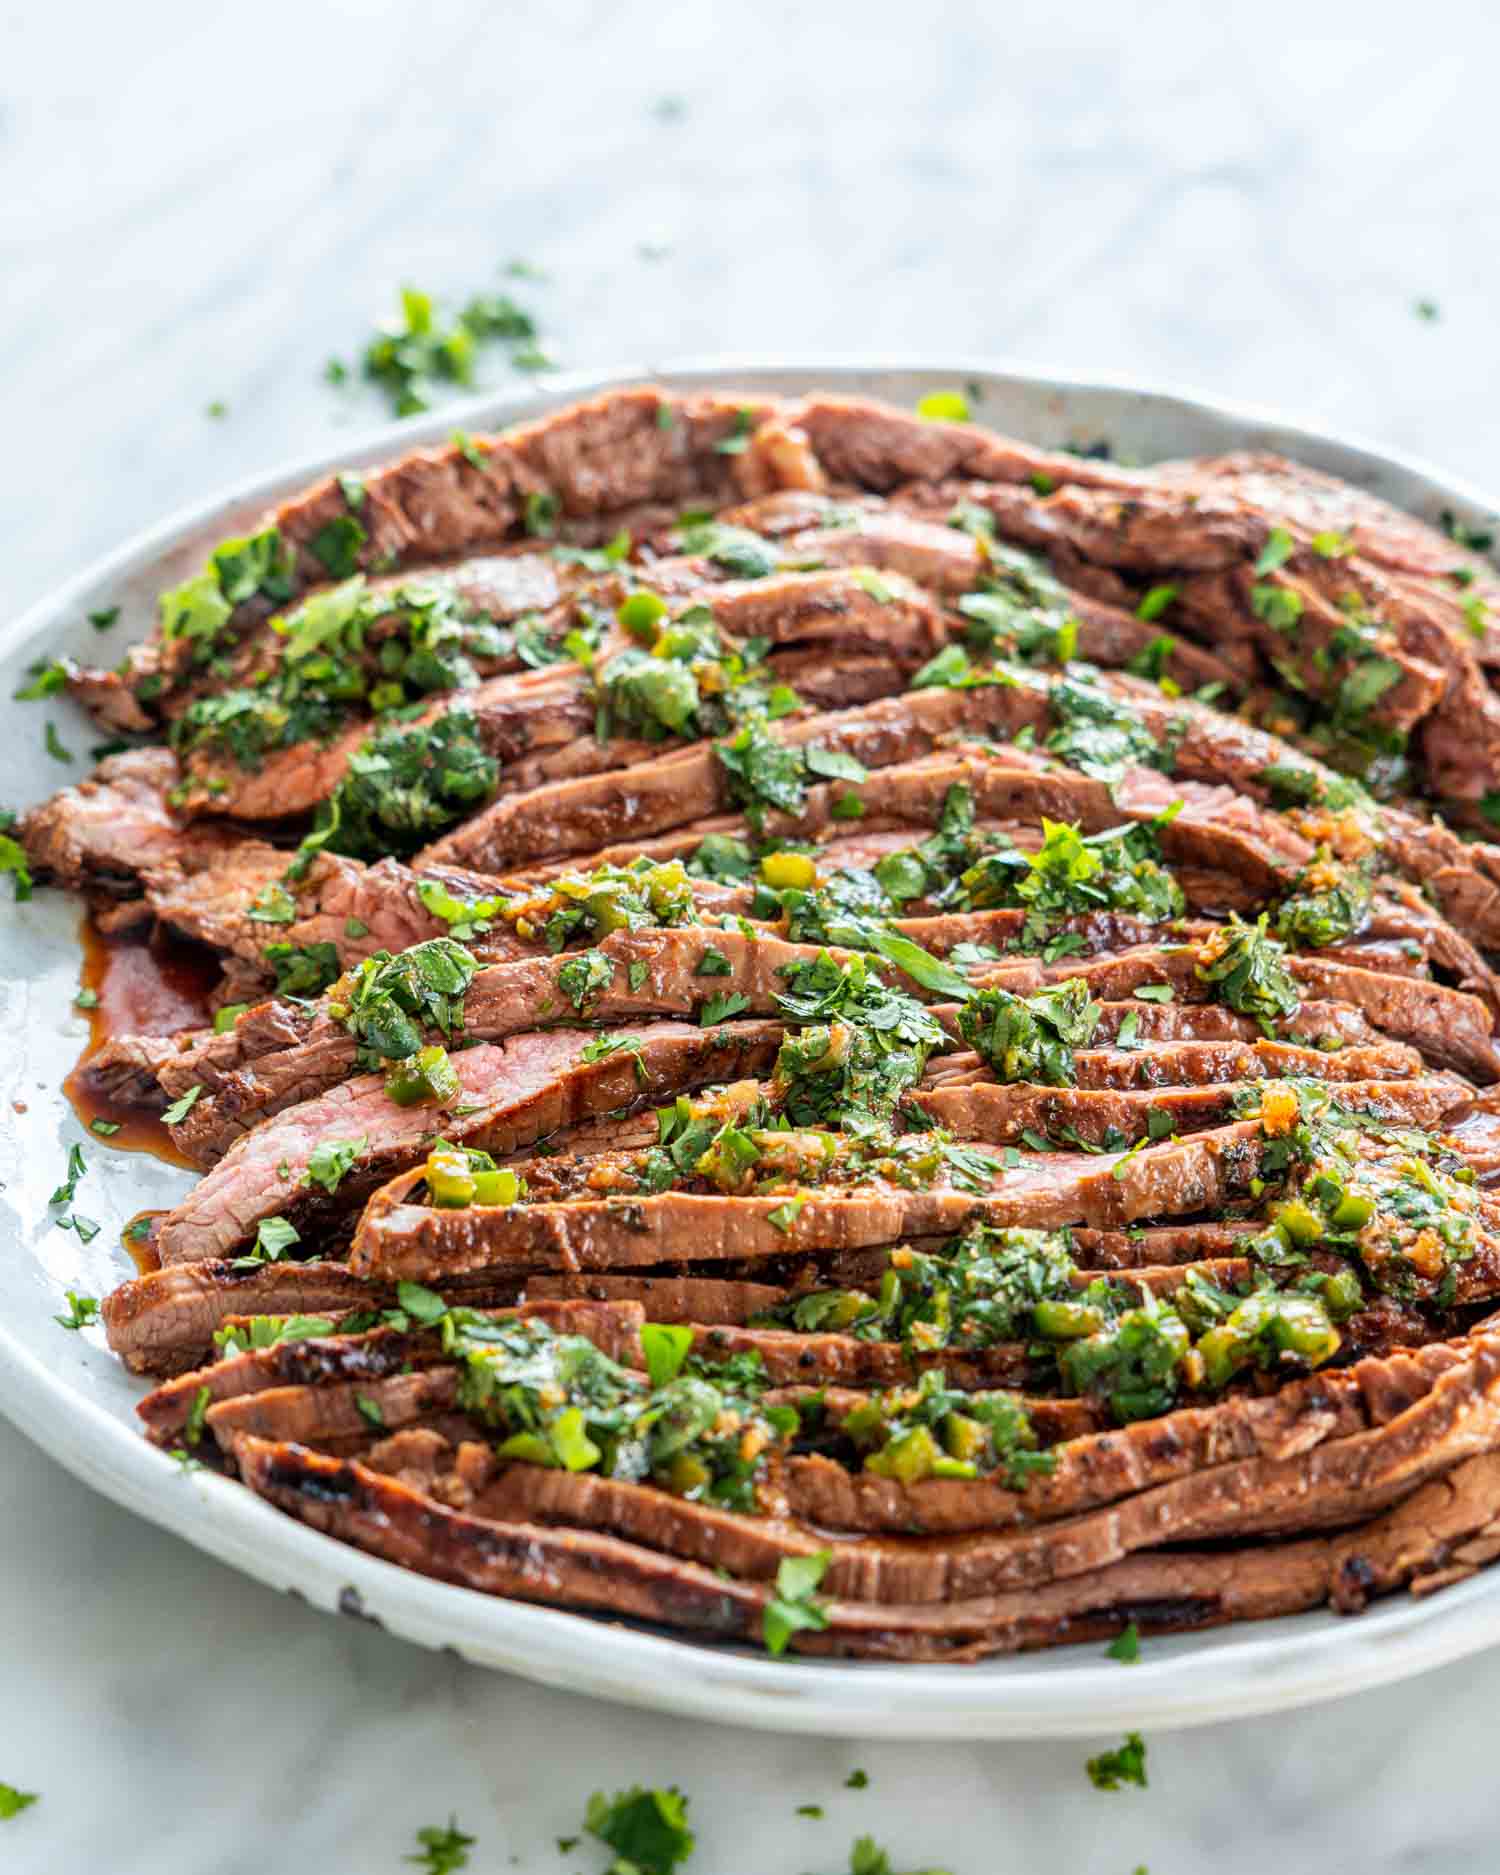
405, 1816, 475, 1873
1086, 1732, 1148, 1791
0, 833, 33, 902
699, 989, 751, 1026
1254, 527, 1295, 575
585, 1786, 695, 1875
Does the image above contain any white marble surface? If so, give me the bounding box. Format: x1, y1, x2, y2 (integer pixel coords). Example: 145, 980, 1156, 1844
6, 1, 1500, 1868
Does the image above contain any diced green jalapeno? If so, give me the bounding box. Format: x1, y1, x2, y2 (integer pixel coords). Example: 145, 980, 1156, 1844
1032, 1298, 1105, 1340
425, 1145, 477, 1207
865, 1424, 941, 1484
1330, 1190, 1374, 1229
384, 1042, 461, 1107
471, 1168, 520, 1207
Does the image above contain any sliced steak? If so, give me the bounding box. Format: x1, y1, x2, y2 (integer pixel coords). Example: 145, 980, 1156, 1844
137, 1297, 641, 1442
21, 749, 238, 895
229, 1434, 1500, 1657
914, 1074, 1469, 1148
348, 1120, 1270, 1281
155, 1016, 787, 1263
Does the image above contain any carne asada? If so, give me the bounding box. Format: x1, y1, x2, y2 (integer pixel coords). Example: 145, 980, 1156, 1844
22, 383, 1500, 1662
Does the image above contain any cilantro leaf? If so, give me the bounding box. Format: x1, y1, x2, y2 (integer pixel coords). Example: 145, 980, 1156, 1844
405, 1815, 475, 1873
53, 1291, 99, 1332
302, 1135, 368, 1194
161, 1085, 204, 1126
585, 1786, 695, 1875
1086, 1731, 1149, 1791
763, 1548, 832, 1656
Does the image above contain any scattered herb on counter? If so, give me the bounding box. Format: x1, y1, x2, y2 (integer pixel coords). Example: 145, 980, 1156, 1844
1086, 1732, 1149, 1791
358, 279, 548, 418
847, 1837, 953, 1875
405, 1815, 476, 1873
585, 1785, 695, 1875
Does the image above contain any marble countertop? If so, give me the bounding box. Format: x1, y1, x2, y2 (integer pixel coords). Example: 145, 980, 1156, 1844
5, 1, 1500, 1868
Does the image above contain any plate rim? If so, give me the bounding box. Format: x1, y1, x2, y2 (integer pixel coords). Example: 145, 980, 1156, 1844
5, 353, 1500, 1740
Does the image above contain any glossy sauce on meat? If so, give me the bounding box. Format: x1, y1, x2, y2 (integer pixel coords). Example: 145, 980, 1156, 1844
64, 914, 218, 1173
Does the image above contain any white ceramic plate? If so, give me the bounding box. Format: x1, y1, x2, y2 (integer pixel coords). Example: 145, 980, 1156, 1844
5, 360, 1500, 1741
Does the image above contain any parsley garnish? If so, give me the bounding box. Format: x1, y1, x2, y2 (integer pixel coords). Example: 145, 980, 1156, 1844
1106, 1622, 1141, 1664
0, 1785, 38, 1820
43, 721, 73, 763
